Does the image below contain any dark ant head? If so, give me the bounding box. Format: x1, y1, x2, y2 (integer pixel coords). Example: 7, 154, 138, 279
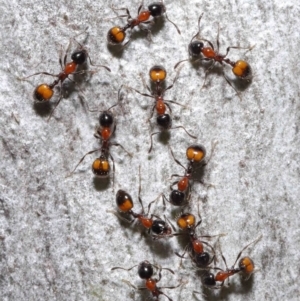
99, 111, 114, 128
148, 2, 166, 17
169, 190, 185, 206
194, 252, 210, 267
116, 190, 134, 213
92, 155, 110, 177
34, 84, 54, 102
151, 219, 171, 236
188, 40, 204, 57
201, 271, 216, 287
71, 49, 87, 65
157, 114, 172, 129
138, 261, 154, 279
107, 27, 126, 45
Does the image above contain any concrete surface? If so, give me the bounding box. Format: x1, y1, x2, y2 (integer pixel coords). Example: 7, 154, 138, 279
0, 0, 299, 300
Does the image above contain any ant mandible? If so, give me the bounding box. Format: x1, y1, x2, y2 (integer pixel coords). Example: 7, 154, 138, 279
20, 34, 110, 120
197, 235, 262, 290
128, 65, 196, 153
114, 167, 172, 239
112, 260, 181, 301
167, 144, 215, 207
107, 1, 180, 47
68, 87, 131, 186
175, 13, 253, 99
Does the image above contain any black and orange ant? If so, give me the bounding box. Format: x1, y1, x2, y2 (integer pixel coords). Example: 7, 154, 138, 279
68, 88, 130, 185
115, 189, 172, 239
107, 1, 180, 47
196, 235, 262, 290
127, 65, 196, 152
20, 34, 110, 120
175, 213, 224, 268
112, 260, 181, 301
167, 144, 215, 207
175, 13, 253, 98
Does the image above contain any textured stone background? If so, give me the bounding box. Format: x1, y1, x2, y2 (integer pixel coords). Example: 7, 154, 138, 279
0, 0, 299, 300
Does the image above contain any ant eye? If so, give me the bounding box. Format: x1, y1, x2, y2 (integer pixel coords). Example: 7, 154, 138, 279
188, 41, 204, 57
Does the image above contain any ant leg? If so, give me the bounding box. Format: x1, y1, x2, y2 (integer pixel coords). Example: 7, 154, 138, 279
147, 104, 156, 123
85, 52, 111, 72
168, 146, 186, 171
148, 131, 160, 153
67, 149, 99, 177
111, 264, 139, 272
203, 140, 218, 166
170, 126, 197, 139
216, 23, 220, 53
110, 142, 132, 157
222, 72, 242, 100
127, 86, 153, 99
224, 45, 255, 58
165, 12, 181, 34
232, 235, 263, 268
109, 153, 115, 192
110, 5, 132, 19
47, 84, 64, 121
165, 100, 187, 110
201, 60, 215, 90
19, 72, 58, 81
139, 72, 151, 93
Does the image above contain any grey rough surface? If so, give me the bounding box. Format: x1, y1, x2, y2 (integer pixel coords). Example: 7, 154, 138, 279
0, 0, 299, 300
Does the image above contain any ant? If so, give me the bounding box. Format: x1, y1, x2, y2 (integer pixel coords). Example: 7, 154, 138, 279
111, 260, 181, 301
107, 1, 180, 47
68, 87, 130, 186
166, 143, 215, 207
127, 65, 196, 153
174, 13, 253, 99
175, 213, 224, 268
20, 34, 110, 120
196, 235, 262, 290
115, 180, 172, 239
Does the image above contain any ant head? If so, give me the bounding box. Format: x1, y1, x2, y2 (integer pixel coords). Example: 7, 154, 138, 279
157, 114, 172, 129
239, 256, 255, 275
186, 145, 206, 163
138, 261, 154, 279
152, 219, 171, 236
201, 271, 216, 287
232, 60, 252, 80
188, 40, 204, 57
194, 252, 210, 267
34, 84, 54, 102
169, 190, 185, 206
107, 27, 126, 45
148, 2, 166, 17
99, 111, 114, 128
149, 65, 167, 83
71, 49, 87, 65
116, 190, 134, 213
92, 155, 110, 177
177, 213, 196, 230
